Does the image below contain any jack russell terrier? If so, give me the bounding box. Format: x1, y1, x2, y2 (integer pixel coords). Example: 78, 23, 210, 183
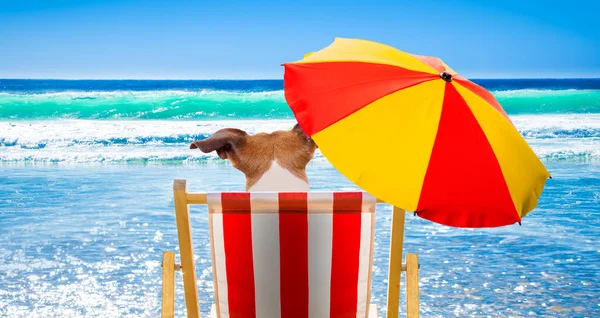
190, 124, 318, 192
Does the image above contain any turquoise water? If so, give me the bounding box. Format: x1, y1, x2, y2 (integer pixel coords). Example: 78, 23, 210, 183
1, 87, 600, 120
1, 79, 599, 317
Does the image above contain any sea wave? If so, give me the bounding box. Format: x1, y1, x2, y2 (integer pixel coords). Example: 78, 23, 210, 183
1, 88, 599, 120
1, 115, 599, 163
493, 89, 600, 114
0, 90, 289, 120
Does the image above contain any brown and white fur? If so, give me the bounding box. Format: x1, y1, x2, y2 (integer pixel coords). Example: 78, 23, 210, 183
190, 124, 317, 192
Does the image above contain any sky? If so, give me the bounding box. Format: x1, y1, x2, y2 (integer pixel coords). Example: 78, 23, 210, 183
0, 0, 599, 79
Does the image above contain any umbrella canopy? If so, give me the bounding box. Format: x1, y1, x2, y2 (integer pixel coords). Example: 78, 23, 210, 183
283, 37, 551, 228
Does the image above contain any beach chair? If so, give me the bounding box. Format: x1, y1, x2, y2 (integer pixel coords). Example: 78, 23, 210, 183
161, 179, 420, 318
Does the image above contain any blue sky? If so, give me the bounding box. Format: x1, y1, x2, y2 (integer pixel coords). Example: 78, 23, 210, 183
0, 0, 598, 79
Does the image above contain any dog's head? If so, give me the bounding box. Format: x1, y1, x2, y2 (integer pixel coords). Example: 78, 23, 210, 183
190, 124, 317, 191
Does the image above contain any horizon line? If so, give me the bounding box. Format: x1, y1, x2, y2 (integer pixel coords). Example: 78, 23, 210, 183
1, 77, 600, 81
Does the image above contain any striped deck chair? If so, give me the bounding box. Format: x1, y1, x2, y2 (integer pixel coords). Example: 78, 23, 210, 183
161, 180, 421, 318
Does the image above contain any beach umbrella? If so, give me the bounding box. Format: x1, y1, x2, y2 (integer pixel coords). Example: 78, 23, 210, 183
283, 37, 551, 228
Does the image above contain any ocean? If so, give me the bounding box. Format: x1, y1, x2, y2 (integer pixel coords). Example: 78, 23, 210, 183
0, 79, 599, 317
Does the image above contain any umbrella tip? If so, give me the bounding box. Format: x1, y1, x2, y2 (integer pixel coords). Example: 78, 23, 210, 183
440, 71, 453, 82
518, 221, 522, 226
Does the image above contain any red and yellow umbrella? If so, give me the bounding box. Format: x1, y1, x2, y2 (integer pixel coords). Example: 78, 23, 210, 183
283, 37, 550, 228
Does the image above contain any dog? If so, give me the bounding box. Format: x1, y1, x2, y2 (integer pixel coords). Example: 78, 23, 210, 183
190, 124, 317, 192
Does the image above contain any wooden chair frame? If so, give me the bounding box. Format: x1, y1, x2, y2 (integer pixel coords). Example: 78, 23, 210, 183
161, 179, 420, 318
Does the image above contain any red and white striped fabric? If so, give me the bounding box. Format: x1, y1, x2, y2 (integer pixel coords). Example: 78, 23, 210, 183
207, 192, 377, 318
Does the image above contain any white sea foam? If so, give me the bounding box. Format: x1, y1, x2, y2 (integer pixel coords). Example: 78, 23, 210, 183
0, 89, 284, 98
491, 88, 586, 96
1, 115, 599, 163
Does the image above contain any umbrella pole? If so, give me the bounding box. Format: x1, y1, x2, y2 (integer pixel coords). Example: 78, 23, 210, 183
386, 206, 405, 318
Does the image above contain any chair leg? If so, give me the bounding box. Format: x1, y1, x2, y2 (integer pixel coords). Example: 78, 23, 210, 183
174, 180, 200, 317
405, 253, 420, 318
386, 206, 406, 318
162, 251, 176, 318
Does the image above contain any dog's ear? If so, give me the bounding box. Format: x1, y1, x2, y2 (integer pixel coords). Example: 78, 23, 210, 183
190, 128, 248, 160
292, 123, 318, 148
292, 123, 307, 136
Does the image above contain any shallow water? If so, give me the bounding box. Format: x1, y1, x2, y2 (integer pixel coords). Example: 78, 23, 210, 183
1, 162, 598, 317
